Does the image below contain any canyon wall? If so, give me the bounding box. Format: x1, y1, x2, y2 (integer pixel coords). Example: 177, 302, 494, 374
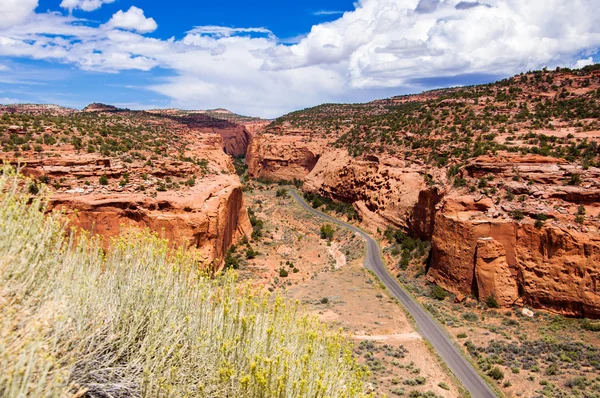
248, 136, 600, 317
247, 134, 327, 181
14, 137, 251, 269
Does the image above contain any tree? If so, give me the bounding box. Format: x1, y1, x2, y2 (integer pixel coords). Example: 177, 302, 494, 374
431, 285, 448, 301
99, 175, 109, 186
276, 188, 289, 198
488, 367, 504, 380
486, 295, 499, 308
320, 224, 335, 241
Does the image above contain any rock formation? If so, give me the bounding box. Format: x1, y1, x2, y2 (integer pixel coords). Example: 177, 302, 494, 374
0, 105, 252, 268
245, 66, 600, 317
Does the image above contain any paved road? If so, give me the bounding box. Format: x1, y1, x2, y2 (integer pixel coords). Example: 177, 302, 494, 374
290, 190, 497, 398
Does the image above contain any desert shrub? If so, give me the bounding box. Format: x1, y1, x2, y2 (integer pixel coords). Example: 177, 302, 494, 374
568, 173, 582, 186
0, 168, 368, 398
225, 246, 240, 269
581, 319, 600, 332
431, 285, 448, 301
488, 366, 505, 380
279, 268, 289, 277
99, 175, 109, 185
463, 312, 479, 322
453, 177, 467, 187
510, 210, 524, 220
276, 188, 289, 198
486, 295, 500, 308
246, 246, 259, 259
320, 224, 335, 240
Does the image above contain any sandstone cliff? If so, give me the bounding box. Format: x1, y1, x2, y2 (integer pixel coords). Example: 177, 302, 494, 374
1, 106, 252, 269
247, 134, 328, 181
247, 135, 600, 317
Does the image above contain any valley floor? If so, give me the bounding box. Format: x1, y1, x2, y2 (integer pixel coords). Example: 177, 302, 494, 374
235, 183, 462, 398
236, 181, 600, 398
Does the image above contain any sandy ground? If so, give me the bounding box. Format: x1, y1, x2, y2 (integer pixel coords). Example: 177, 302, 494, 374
238, 184, 462, 397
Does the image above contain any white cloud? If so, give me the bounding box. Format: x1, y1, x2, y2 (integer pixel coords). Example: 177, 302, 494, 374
0, 64, 8, 71
313, 10, 346, 16
187, 26, 273, 39
0, 0, 38, 28
105, 6, 157, 33
574, 57, 594, 69
60, 0, 114, 12
0, 0, 599, 117
262, 0, 600, 89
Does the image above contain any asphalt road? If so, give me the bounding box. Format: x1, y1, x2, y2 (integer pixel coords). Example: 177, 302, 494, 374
290, 190, 497, 398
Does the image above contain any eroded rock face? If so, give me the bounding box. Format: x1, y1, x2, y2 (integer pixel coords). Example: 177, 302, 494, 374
247, 134, 327, 181
475, 238, 519, 306
52, 175, 251, 267
205, 126, 251, 157
429, 195, 600, 318
1, 104, 252, 269
304, 150, 437, 234
248, 132, 600, 317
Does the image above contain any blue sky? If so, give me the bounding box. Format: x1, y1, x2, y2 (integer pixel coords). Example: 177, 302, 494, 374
0, 0, 599, 117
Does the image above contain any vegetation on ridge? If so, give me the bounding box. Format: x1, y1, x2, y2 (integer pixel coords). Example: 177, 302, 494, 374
0, 167, 369, 397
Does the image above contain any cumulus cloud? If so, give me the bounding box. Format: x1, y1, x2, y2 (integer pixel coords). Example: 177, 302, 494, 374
60, 0, 114, 12
262, 0, 600, 89
0, 0, 599, 117
0, 0, 38, 28
105, 6, 157, 33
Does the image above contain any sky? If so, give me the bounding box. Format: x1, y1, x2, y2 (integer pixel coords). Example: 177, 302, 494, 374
0, 0, 599, 118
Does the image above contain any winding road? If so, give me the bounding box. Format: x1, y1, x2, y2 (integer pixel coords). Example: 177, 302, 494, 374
290, 190, 497, 398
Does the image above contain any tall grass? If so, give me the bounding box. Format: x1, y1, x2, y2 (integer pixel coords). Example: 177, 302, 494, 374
0, 167, 370, 397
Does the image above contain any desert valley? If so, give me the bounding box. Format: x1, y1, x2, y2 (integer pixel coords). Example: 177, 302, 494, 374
2, 64, 600, 397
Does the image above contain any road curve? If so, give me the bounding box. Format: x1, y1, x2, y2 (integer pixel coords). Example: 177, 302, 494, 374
290, 190, 497, 398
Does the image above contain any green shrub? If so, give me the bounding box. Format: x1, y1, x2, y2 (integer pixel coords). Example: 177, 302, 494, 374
276, 188, 289, 198
488, 366, 505, 380
279, 268, 289, 277
486, 295, 500, 308
99, 175, 109, 185
246, 247, 259, 259
320, 224, 335, 240
568, 173, 582, 186
431, 285, 448, 301
510, 210, 524, 220
462, 312, 479, 322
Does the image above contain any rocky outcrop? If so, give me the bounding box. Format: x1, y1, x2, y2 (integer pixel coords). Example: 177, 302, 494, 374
429, 195, 600, 318
248, 132, 600, 317
304, 150, 443, 236
83, 103, 125, 112
52, 175, 251, 268
6, 134, 251, 269
193, 126, 252, 157
247, 134, 327, 181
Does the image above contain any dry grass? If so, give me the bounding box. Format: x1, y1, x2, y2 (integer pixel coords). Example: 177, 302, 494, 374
0, 167, 370, 397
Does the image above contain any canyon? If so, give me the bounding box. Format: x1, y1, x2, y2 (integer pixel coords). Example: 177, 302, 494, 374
3, 66, 600, 317
247, 66, 600, 318
0, 105, 252, 268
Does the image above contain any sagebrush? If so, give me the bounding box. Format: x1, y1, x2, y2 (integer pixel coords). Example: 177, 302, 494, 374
0, 167, 369, 397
